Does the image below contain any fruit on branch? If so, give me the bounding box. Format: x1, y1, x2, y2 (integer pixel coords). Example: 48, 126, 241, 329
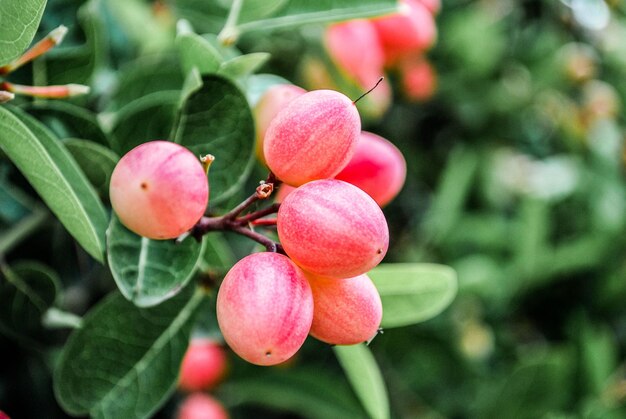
277, 179, 389, 278
306, 272, 383, 345
216, 252, 313, 366
418, 0, 441, 14
254, 84, 306, 165
109, 141, 208, 240
335, 131, 407, 207
177, 393, 229, 419
325, 19, 385, 89
396, 56, 437, 102
263, 90, 361, 186
179, 339, 228, 392
372, 0, 437, 66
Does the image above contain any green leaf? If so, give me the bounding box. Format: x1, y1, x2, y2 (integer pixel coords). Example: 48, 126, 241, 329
54, 286, 206, 418
0, 107, 108, 262
110, 54, 184, 109
244, 73, 293, 105
200, 232, 237, 273
218, 52, 271, 79
64, 139, 119, 196
44, 0, 107, 85
234, 0, 399, 34
334, 344, 389, 419
109, 90, 180, 155
369, 263, 458, 328
0, 0, 47, 66
221, 368, 366, 419
176, 30, 223, 75
0, 261, 60, 345
107, 214, 205, 307
171, 74, 256, 204
23, 101, 109, 146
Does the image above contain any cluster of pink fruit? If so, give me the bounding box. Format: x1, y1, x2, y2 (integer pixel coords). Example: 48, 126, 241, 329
176, 339, 229, 419
109, 86, 407, 368
322, 0, 439, 106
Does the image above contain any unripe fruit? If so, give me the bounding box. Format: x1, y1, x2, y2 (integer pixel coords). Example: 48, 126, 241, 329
263, 90, 361, 186
278, 179, 389, 278
217, 252, 313, 366
372, 0, 437, 66
306, 272, 382, 345
177, 393, 229, 419
178, 339, 228, 392
325, 20, 385, 89
253, 84, 306, 165
335, 131, 407, 207
109, 141, 208, 240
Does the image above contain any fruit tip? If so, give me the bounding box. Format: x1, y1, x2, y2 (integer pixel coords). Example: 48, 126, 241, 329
0, 91, 15, 103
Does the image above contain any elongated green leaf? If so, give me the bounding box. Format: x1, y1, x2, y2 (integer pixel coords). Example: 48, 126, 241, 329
171, 75, 255, 204
0, 261, 60, 345
234, 0, 399, 34
0, 107, 108, 262
176, 30, 223, 75
0, 0, 47, 65
24, 101, 109, 146
218, 52, 270, 79
221, 369, 366, 419
54, 286, 206, 418
334, 344, 389, 419
107, 215, 204, 307
109, 90, 180, 155
369, 263, 457, 328
64, 139, 119, 196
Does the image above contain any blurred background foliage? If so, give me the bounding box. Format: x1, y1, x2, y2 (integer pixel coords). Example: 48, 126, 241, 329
2, 0, 626, 418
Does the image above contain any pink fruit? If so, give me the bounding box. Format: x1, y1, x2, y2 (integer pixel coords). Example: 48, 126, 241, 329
178, 339, 228, 392
372, 0, 437, 66
325, 20, 385, 89
397, 56, 437, 102
109, 141, 208, 240
253, 84, 306, 165
419, 0, 441, 14
216, 252, 313, 366
263, 90, 361, 186
177, 393, 229, 419
277, 179, 389, 278
306, 272, 382, 345
335, 131, 406, 207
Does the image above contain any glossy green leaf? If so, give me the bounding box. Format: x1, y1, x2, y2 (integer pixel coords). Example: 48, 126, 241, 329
44, 0, 107, 85
64, 139, 119, 195
107, 215, 205, 307
110, 54, 184, 109
171, 74, 255, 204
176, 30, 223, 75
369, 263, 457, 328
221, 369, 366, 419
0, 261, 60, 345
218, 52, 270, 79
234, 0, 399, 34
200, 232, 237, 273
109, 90, 180, 155
0, 107, 108, 262
54, 286, 206, 418
23, 101, 109, 146
334, 344, 389, 419
0, 0, 47, 66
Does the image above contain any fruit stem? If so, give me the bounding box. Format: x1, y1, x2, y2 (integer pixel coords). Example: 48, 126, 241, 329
250, 218, 278, 227
2, 82, 90, 98
178, 173, 283, 252
353, 77, 385, 105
